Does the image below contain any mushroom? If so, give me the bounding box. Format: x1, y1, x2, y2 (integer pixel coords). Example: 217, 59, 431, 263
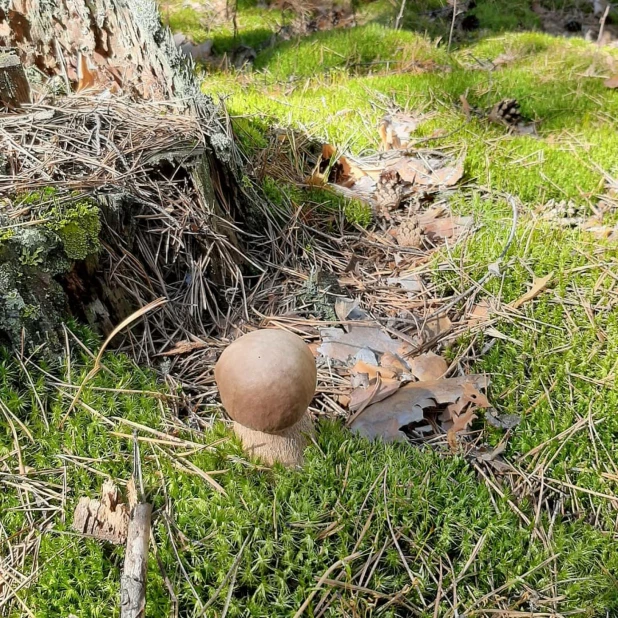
214, 329, 317, 467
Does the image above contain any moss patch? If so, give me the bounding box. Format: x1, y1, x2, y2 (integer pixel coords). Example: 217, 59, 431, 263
45, 200, 101, 261
1, 345, 618, 616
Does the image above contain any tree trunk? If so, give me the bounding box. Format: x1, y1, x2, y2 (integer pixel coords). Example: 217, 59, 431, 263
0, 0, 197, 100
0, 0, 261, 351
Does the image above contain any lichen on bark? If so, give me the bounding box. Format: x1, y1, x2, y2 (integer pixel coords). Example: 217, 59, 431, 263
0, 191, 102, 347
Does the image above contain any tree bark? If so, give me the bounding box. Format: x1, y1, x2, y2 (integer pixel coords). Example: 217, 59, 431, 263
0, 0, 259, 348
0, 52, 31, 108
0, 0, 197, 100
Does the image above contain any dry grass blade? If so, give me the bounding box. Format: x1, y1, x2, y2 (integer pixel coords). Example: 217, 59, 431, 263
62, 297, 167, 423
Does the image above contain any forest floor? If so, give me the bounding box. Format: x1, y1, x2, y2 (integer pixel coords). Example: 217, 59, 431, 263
3, 0, 618, 616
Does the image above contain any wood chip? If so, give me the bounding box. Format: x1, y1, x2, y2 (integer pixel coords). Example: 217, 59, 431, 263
72, 479, 130, 544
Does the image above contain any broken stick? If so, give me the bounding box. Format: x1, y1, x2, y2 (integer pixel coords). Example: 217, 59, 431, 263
120, 501, 152, 618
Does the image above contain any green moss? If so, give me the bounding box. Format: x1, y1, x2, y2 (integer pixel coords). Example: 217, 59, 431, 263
204, 29, 618, 205
254, 23, 448, 79
0, 344, 617, 616
45, 200, 101, 261
0, 228, 14, 245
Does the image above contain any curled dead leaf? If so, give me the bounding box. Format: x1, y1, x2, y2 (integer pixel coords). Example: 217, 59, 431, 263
349, 378, 401, 412
604, 75, 618, 88
379, 111, 427, 151
350, 374, 489, 442
511, 272, 553, 309
450, 409, 478, 433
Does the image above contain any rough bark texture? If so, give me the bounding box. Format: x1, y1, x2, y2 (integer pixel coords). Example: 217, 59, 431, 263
0, 0, 258, 349
72, 479, 130, 545
0, 52, 30, 107
120, 503, 152, 618
0, 0, 196, 100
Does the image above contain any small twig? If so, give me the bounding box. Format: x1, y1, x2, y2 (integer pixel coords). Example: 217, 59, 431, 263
120, 437, 151, 618
395, 0, 407, 29
597, 4, 611, 45
448, 0, 458, 52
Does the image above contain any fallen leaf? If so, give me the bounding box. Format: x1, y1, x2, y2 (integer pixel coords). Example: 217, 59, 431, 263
318, 324, 403, 363
321, 144, 365, 186
349, 378, 401, 411
511, 272, 553, 309
351, 360, 396, 380
354, 348, 378, 365
604, 75, 618, 88
446, 429, 458, 451
72, 479, 130, 544
418, 209, 474, 240
469, 300, 490, 322
308, 342, 320, 357
450, 409, 478, 433
306, 169, 328, 186
447, 381, 491, 417
385, 158, 464, 187
422, 315, 453, 340
338, 394, 351, 407
350, 374, 489, 441
334, 298, 367, 327
379, 112, 426, 151
380, 352, 409, 374
410, 352, 448, 381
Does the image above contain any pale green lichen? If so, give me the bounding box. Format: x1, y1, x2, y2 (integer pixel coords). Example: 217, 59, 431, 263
0, 191, 102, 347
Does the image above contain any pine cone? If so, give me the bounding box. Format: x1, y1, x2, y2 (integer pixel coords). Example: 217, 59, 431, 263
488, 99, 522, 126
375, 170, 403, 210
393, 217, 422, 248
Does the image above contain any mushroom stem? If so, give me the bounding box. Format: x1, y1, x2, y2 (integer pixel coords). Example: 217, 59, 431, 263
233, 412, 314, 467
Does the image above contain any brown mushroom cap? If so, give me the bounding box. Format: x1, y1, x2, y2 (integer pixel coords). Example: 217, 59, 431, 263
215, 329, 317, 433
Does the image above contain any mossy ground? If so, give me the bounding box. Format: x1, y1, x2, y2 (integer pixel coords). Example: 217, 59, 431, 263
3, 1, 618, 616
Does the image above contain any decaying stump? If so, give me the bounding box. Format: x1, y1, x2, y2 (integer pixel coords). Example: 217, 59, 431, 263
0, 0, 266, 350
72, 480, 130, 545
0, 0, 195, 100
